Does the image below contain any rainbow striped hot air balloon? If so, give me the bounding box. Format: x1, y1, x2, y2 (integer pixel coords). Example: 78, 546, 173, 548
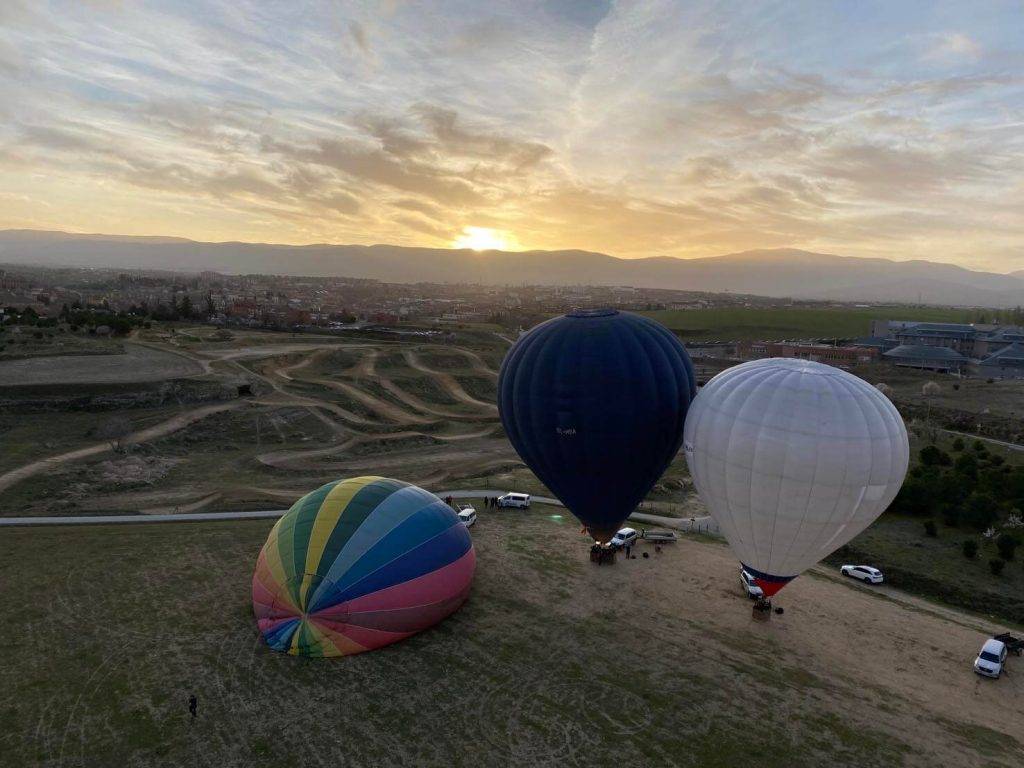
252, 476, 475, 657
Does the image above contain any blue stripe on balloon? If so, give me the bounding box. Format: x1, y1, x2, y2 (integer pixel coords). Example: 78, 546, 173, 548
308, 485, 441, 609
263, 618, 300, 651
309, 512, 470, 610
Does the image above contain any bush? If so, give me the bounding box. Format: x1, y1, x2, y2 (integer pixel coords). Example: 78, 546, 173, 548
941, 506, 960, 528
919, 445, 951, 466
963, 492, 998, 531
996, 533, 1019, 561
952, 437, 965, 452
952, 383, 960, 391
962, 539, 978, 559
924, 520, 937, 537
989, 558, 1005, 576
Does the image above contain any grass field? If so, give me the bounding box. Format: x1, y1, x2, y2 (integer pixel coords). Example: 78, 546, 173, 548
641, 306, 978, 341
2, 512, 1021, 768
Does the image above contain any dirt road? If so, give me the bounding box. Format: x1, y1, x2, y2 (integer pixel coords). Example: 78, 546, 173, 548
0, 402, 243, 493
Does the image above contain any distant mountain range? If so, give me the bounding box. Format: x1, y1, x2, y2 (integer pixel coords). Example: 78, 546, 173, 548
1, 229, 1022, 307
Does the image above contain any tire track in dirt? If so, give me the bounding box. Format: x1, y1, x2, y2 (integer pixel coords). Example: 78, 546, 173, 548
402, 350, 498, 412
309, 377, 437, 425
0, 401, 244, 493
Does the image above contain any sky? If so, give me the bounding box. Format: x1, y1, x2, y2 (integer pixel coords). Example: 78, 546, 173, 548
0, 1, 1023, 271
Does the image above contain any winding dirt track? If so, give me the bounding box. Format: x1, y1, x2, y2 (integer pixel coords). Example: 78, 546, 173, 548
0, 402, 244, 493
402, 350, 499, 411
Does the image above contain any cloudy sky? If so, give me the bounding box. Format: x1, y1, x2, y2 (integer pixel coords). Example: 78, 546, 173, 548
1, 1, 1023, 270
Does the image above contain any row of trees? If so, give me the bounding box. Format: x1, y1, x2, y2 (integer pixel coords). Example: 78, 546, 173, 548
894, 439, 1021, 530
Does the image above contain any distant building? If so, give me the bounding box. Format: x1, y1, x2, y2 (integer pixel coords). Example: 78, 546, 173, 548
978, 342, 1024, 379
882, 344, 969, 374
745, 342, 879, 368
873, 320, 1024, 375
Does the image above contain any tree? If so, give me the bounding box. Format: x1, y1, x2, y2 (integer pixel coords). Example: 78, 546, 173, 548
206, 293, 216, 317
952, 437, 965, 452
963, 492, 997, 531
180, 295, 194, 319
954, 452, 978, 480
97, 415, 132, 453
996, 533, 1019, 561
924, 520, 937, 537
989, 558, 1005, 576
962, 539, 978, 559
919, 445, 951, 467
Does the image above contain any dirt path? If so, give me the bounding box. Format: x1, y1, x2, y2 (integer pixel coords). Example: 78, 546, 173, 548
309, 377, 436, 424
402, 350, 499, 411
0, 402, 244, 493
377, 378, 497, 421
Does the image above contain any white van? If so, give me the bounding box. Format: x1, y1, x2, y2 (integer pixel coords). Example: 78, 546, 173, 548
496, 492, 531, 509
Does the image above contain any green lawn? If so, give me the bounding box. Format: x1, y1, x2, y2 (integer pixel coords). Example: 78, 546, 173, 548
642, 306, 978, 342
0, 516, 933, 768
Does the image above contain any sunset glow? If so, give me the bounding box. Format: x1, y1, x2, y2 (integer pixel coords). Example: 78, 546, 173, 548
451, 227, 516, 252
0, 2, 1021, 271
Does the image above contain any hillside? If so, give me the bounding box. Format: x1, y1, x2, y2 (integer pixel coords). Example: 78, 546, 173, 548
2, 230, 1022, 307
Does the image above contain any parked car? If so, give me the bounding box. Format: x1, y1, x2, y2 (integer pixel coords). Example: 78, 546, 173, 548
456, 505, 476, 528
974, 638, 1009, 679
840, 564, 884, 584
609, 527, 639, 549
740, 568, 764, 599
496, 492, 531, 509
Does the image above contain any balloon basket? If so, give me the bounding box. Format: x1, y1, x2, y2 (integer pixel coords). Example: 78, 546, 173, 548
752, 598, 773, 621
589, 545, 616, 565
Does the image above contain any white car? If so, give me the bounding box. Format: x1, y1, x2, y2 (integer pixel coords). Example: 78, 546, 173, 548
456, 506, 476, 528
496, 492, 530, 509
841, 565, 884, 584
609, 527, 639, 549
740, 568, 764, 599
974, 639, 1008, 679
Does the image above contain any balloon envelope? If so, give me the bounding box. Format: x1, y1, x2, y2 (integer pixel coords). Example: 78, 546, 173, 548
684, 358, 909, 596
253, 476, 475, 656
498, 309, 696, 543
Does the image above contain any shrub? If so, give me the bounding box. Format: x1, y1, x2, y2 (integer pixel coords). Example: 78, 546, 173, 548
919, 445, 951, 466
924, 520, 937, 537
941, 506, 960, 528
962, 539, 978, 559
952, 437, 965, 452
952, 383, 960, 391
996, 533, 1019, 561
989, 558, 1005, 576
963, 492, 998, 531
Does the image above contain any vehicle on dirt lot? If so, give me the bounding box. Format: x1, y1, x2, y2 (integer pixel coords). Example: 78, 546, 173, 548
609, 527, 639, 549
840, 564, 884, 584
740, 568, 764, 599
456, 506, 476, 528
496, 492, 530, 509
974, 638, 1008, 679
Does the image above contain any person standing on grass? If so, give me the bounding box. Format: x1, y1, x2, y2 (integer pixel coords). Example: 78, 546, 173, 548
188, 694, 197, 721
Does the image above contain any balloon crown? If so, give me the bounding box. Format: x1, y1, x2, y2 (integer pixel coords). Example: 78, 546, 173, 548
566, 308, 618, 318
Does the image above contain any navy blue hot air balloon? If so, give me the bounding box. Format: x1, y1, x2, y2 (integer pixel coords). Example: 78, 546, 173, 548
498, 309, 696, 544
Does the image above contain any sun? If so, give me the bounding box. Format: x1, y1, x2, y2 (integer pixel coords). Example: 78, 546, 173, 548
451, 226, 515, 251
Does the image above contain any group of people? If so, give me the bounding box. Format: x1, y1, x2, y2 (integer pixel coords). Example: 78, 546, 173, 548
445, 495, 501, 509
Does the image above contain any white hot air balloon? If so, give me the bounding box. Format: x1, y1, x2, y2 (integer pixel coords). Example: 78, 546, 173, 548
684, 358, 909, 597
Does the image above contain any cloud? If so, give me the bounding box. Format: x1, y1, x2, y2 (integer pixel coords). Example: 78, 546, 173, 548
922, 32, 982, 62
0, 1, 1021, 270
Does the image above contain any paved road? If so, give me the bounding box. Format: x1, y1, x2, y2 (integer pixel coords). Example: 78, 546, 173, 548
0, 488, 714, 530
941, 429, 1024, 453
